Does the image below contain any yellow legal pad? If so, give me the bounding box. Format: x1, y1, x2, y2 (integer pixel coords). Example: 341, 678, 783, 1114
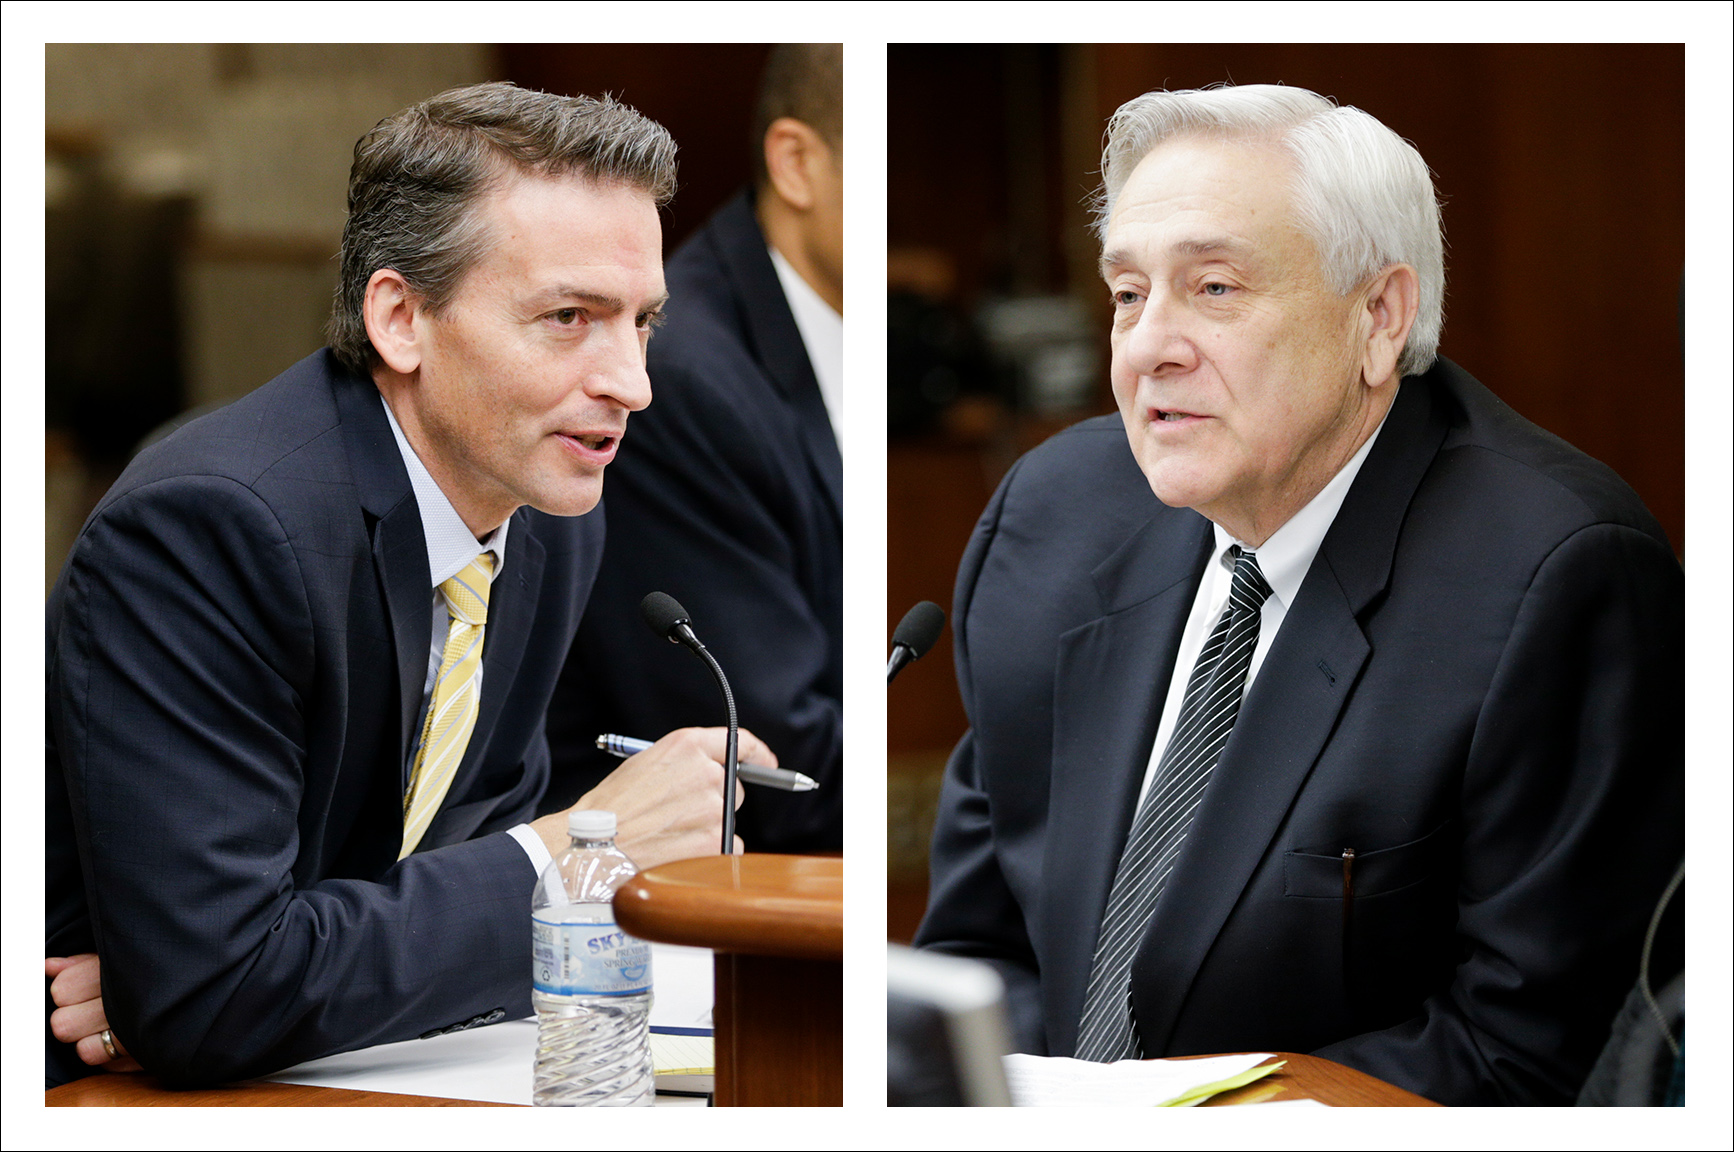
651, 1032, 713, 1076
651, 1032, 714, 1095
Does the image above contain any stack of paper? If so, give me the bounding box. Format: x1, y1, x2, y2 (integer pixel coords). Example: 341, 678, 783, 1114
1002, 1052, 1289, 1107
651, 1030, 714, 1095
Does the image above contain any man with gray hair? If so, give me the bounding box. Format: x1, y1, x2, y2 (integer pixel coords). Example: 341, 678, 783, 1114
45, 82, 772, 1088
915, 84, 1681, 1105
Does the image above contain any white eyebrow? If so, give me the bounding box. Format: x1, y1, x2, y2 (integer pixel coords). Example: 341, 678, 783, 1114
1100, 235, 1255, 278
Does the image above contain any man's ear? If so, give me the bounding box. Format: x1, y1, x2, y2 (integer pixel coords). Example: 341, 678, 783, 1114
363, 268, 424, 376
1359, 263, 1420, 388
762, 116, 827, 213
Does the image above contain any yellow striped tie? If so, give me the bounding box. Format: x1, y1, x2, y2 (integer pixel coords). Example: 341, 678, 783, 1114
400, 553, 493, 859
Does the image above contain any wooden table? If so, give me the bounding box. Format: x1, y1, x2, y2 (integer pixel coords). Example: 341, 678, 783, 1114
615, 853, 843, 1107
1192, 1052, 1439, 1106
49, 1048, 1428, 1109
46, 1077, 496, 1106
50, 1048, 1431, 1107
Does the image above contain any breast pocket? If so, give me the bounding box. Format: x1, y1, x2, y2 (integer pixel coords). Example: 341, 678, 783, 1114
1281, 819, 1459, 1032
1283, 819, 1454, 899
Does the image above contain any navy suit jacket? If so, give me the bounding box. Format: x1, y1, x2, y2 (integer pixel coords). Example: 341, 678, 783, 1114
46, 350, 602, 1087
545, 190, 843, 851
915, 359, 1683, 1105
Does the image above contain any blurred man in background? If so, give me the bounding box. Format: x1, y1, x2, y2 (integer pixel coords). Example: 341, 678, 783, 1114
545, 44, 843, 853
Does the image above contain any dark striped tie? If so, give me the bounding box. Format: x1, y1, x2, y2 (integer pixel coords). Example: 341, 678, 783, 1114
1074, 546, 1273, 1062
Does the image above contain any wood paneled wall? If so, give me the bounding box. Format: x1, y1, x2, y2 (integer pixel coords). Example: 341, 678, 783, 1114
502, 44, 774, 253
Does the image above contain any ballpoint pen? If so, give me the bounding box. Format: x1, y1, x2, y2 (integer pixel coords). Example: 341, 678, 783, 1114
595, 734, 819, 792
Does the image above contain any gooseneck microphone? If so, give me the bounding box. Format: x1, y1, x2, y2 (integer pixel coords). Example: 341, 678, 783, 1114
640, 592, 739, 855
888, 600, 946, 684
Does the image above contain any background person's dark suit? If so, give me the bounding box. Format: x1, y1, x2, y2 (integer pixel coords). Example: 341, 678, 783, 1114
546, 191, 842, 852
915, 358, 1683, 1106
46, 350, 601, 1087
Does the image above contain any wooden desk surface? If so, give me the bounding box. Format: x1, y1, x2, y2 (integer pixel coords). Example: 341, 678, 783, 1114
50, 1050, 1434, 1107
1193, 1052, 1439, 1107
46, 1075, 500, 1107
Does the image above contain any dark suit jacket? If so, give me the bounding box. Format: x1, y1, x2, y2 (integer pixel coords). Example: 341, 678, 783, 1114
915, 358, 1683, 1105
545, 190, 843, 852
45, 350, 602, 1087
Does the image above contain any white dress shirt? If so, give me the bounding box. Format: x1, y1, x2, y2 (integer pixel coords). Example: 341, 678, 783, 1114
1136, 412, 1391, 806
769, 244, 844, 451
382, 397, 551, 875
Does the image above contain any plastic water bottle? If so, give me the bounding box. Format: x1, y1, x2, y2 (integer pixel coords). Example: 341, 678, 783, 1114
531, 810, 654, 1106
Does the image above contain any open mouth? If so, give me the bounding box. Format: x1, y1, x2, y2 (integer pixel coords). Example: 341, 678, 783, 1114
556, 431, 622, 462
1152, 409, 1201, 423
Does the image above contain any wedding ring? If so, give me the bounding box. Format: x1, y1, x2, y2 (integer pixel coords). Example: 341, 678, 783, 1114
99, 1028, 119, 1061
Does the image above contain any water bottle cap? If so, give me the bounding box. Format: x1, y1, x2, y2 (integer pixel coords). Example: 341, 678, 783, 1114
568, 809, 617, 839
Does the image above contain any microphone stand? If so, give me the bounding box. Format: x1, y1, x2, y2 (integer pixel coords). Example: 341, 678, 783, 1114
689, 640, 740, 856
641, 593, 740, 855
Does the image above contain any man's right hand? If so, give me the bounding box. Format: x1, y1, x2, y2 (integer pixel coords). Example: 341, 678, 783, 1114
46, 954, 141, 1072
530, 726, 771, 868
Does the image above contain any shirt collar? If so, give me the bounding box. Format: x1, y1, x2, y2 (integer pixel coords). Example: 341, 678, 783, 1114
768, 243, 843, 439
1211, 404, 1391, 609
380, 394, 508, 587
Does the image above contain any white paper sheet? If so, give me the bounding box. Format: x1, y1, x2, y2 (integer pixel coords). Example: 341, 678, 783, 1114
1003, 1051, 1275, 1107
645, 943, 714, 1030
264, 942, 713, 1106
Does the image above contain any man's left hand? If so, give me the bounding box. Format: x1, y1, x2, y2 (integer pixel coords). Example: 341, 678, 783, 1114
46, 954, 140, 1072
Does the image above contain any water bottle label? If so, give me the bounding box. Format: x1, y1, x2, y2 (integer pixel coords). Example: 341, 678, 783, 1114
531, 917, 652, 996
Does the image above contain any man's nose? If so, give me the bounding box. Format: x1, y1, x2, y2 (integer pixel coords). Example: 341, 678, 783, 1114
1122, 293, 1200, 377
586, 322, 653, 412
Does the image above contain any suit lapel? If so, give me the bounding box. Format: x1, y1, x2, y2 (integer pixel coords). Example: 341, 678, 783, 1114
711, 191, 844, 518
332, 362, 432, 776
336, 360, 559, 852
1039, 511, 1213, 1057
1125, 560, 1370, 1053
371, 507, 433, 775
1126, 376, 1449, 1054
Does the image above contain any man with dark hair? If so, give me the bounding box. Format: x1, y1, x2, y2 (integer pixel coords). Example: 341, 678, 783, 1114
45, 82, 772, 1087
545, 44, 843, 852
915, 84, 1682, 1105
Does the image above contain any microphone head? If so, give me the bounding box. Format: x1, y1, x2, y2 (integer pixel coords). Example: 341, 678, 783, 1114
641, 591, 693, 642
892, 600, 946, 661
